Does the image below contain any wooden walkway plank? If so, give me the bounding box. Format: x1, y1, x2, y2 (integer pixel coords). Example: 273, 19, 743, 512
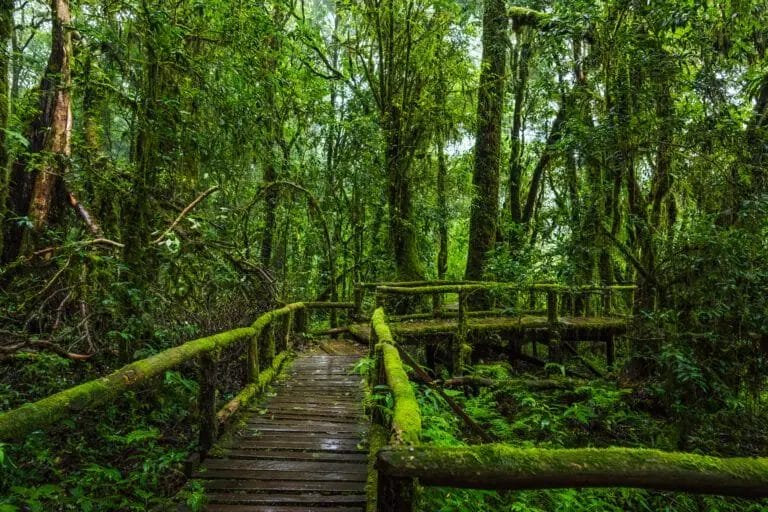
195, 342, 367, 511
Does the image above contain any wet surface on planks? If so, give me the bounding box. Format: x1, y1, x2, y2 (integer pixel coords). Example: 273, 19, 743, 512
195, 342, 367, 512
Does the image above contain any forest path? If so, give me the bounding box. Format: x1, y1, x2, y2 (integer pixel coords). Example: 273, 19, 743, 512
192, 342, 368, 512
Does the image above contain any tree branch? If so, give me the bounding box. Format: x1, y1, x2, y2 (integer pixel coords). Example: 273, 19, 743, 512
152, 185, 220, 244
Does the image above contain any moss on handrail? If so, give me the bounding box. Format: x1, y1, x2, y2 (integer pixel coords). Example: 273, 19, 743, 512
374, 283, 636, 296
376, 444, 768, 497
0, 300, 350, 441
216, 350, 291, 426
371, 308, 421, 446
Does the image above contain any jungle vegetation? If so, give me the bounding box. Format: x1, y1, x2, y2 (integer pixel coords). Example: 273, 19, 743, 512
0, 0, 766, 510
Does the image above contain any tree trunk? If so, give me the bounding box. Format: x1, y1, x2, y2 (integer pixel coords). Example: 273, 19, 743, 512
465, 0, 507, 282
0, 1, 11, 258
2, 0, 71, 264
436, 138, 448, 280
27, 0, 73, 233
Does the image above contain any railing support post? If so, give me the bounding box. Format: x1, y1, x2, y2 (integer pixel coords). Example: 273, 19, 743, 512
281, 312, 293, 352
247, 332, 259, 383
377, 474, 416, 512
547, 289, 558, 324
432, 292, 442, 318
606, 335, 616, 370
354, 287, 364, 321
198, 353, 218, 453
451, 291, 467, 376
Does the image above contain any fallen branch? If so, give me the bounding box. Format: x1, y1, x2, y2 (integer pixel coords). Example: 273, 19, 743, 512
442, 376, 576, 391
32, 238, 125, 258
562, 341, 604, 378
67, 190, 102, 236
152, 185, 220, 244
0, 340, 94, 361
396, 344, 495, 443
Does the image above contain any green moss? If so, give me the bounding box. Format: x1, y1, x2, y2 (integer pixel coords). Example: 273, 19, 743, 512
370, 308, 421, 445
377, 444, 768, 497
379, 342, 421, 445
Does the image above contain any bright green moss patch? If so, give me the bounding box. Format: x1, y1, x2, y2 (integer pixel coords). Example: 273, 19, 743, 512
379, 342, 421, 445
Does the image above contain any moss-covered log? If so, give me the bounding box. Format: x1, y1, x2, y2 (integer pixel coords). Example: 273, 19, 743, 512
376, 445, 768, 497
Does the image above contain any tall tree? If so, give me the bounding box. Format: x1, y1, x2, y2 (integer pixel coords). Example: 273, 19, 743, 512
465, 0, 507, 281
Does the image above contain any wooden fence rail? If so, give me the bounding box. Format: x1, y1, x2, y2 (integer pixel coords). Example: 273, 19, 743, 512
0, 301, 354, 446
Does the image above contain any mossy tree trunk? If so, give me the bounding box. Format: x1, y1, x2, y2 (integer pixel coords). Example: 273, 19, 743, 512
0, 1, 10, 258
2, 0, 71, 264
465, 0, 507, 284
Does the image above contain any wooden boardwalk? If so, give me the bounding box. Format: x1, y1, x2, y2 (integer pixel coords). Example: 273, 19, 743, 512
193, 345, 368, 512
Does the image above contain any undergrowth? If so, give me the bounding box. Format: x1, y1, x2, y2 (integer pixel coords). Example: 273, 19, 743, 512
416, 362, 768, 512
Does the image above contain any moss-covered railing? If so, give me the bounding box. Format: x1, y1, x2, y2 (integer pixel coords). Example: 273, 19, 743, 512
368, 310, 768, 511
354, 280, 636, 322
358, 282, 635, 374
368, 307, 422, 510
0, 301, 355, 453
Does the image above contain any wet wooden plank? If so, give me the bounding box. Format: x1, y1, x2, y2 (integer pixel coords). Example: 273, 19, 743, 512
191, 344, 367, 511
205, 505, 362, 512
206, 493, 366, 505
203, 479, 365, 492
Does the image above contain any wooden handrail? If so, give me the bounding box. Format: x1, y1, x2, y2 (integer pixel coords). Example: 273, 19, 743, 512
376, 444, 768, 498
0, 301, 345, 441
370, 308, 421, 446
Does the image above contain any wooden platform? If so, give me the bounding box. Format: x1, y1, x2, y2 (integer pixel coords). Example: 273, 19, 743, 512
349, 314, 627, 345
193, 345, 368, 512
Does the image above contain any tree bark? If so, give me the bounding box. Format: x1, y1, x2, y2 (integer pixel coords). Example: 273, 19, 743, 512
27, 0, 73, 232
465, 0, 507, 282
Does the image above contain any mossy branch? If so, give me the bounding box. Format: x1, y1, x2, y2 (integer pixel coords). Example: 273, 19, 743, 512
377, 445, 768, 497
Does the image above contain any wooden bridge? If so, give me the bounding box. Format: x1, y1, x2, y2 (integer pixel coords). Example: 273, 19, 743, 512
1, 281, 767, 511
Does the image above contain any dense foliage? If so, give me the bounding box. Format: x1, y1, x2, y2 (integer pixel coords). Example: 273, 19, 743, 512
0, 0, 766, 509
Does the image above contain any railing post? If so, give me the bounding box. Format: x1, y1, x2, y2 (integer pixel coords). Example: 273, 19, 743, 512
451, 291, 467, 376
377, 474, 416, 512
432, 292, 442, 318
603, 287, 613, 316
354, 287, 364, 321
546, 289, 558, 324
198, 352, 218, 453
547, 290, 562, 363
606, 335, 616, 370
281, 312, 293, 352
247, 331, 260, 383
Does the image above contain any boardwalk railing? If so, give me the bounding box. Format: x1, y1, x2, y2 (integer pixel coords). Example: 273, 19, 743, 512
0, 301, 355, 452
355, 280, 636, 322
368, 307, 768, 511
